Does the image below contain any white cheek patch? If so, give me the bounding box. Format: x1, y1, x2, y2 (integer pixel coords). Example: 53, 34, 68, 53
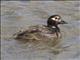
55, 19, 59, 21
52, 18, 61, 22
51, 18, 58, 21
52, 18, 56, 21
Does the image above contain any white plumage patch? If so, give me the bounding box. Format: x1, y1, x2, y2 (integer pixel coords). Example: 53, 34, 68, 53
52, 18, 56, 21
51, 18, 61, 22
52, 26, 56, 28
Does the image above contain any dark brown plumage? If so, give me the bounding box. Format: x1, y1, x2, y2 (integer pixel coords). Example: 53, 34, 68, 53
14, 15, 67, 41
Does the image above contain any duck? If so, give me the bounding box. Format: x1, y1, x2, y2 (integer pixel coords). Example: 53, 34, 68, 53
14, 15, 67, 42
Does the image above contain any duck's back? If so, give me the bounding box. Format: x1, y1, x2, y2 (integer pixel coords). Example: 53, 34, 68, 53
14, 25, 59, 41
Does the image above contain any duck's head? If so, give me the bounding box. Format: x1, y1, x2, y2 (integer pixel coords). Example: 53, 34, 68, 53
47, 15, 67, 27
47, 15, 68, 37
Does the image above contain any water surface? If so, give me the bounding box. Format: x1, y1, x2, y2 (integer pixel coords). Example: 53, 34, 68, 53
1, 1, 80, 60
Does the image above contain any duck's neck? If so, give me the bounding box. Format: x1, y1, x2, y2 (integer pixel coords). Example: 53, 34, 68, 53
47, 25, 60, 32
47, 25, 61, 37
54, 25, 60, 32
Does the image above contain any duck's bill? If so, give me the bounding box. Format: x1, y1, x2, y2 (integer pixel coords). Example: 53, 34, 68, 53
59, 20, 68, 24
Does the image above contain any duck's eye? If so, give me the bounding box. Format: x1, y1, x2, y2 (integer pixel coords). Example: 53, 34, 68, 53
55, 18, 57, 19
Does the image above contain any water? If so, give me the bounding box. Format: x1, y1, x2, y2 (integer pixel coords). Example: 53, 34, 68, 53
1, 1, 80, 60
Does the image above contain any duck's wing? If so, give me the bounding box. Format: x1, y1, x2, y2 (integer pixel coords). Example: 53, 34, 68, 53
14, 25, 43, 40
